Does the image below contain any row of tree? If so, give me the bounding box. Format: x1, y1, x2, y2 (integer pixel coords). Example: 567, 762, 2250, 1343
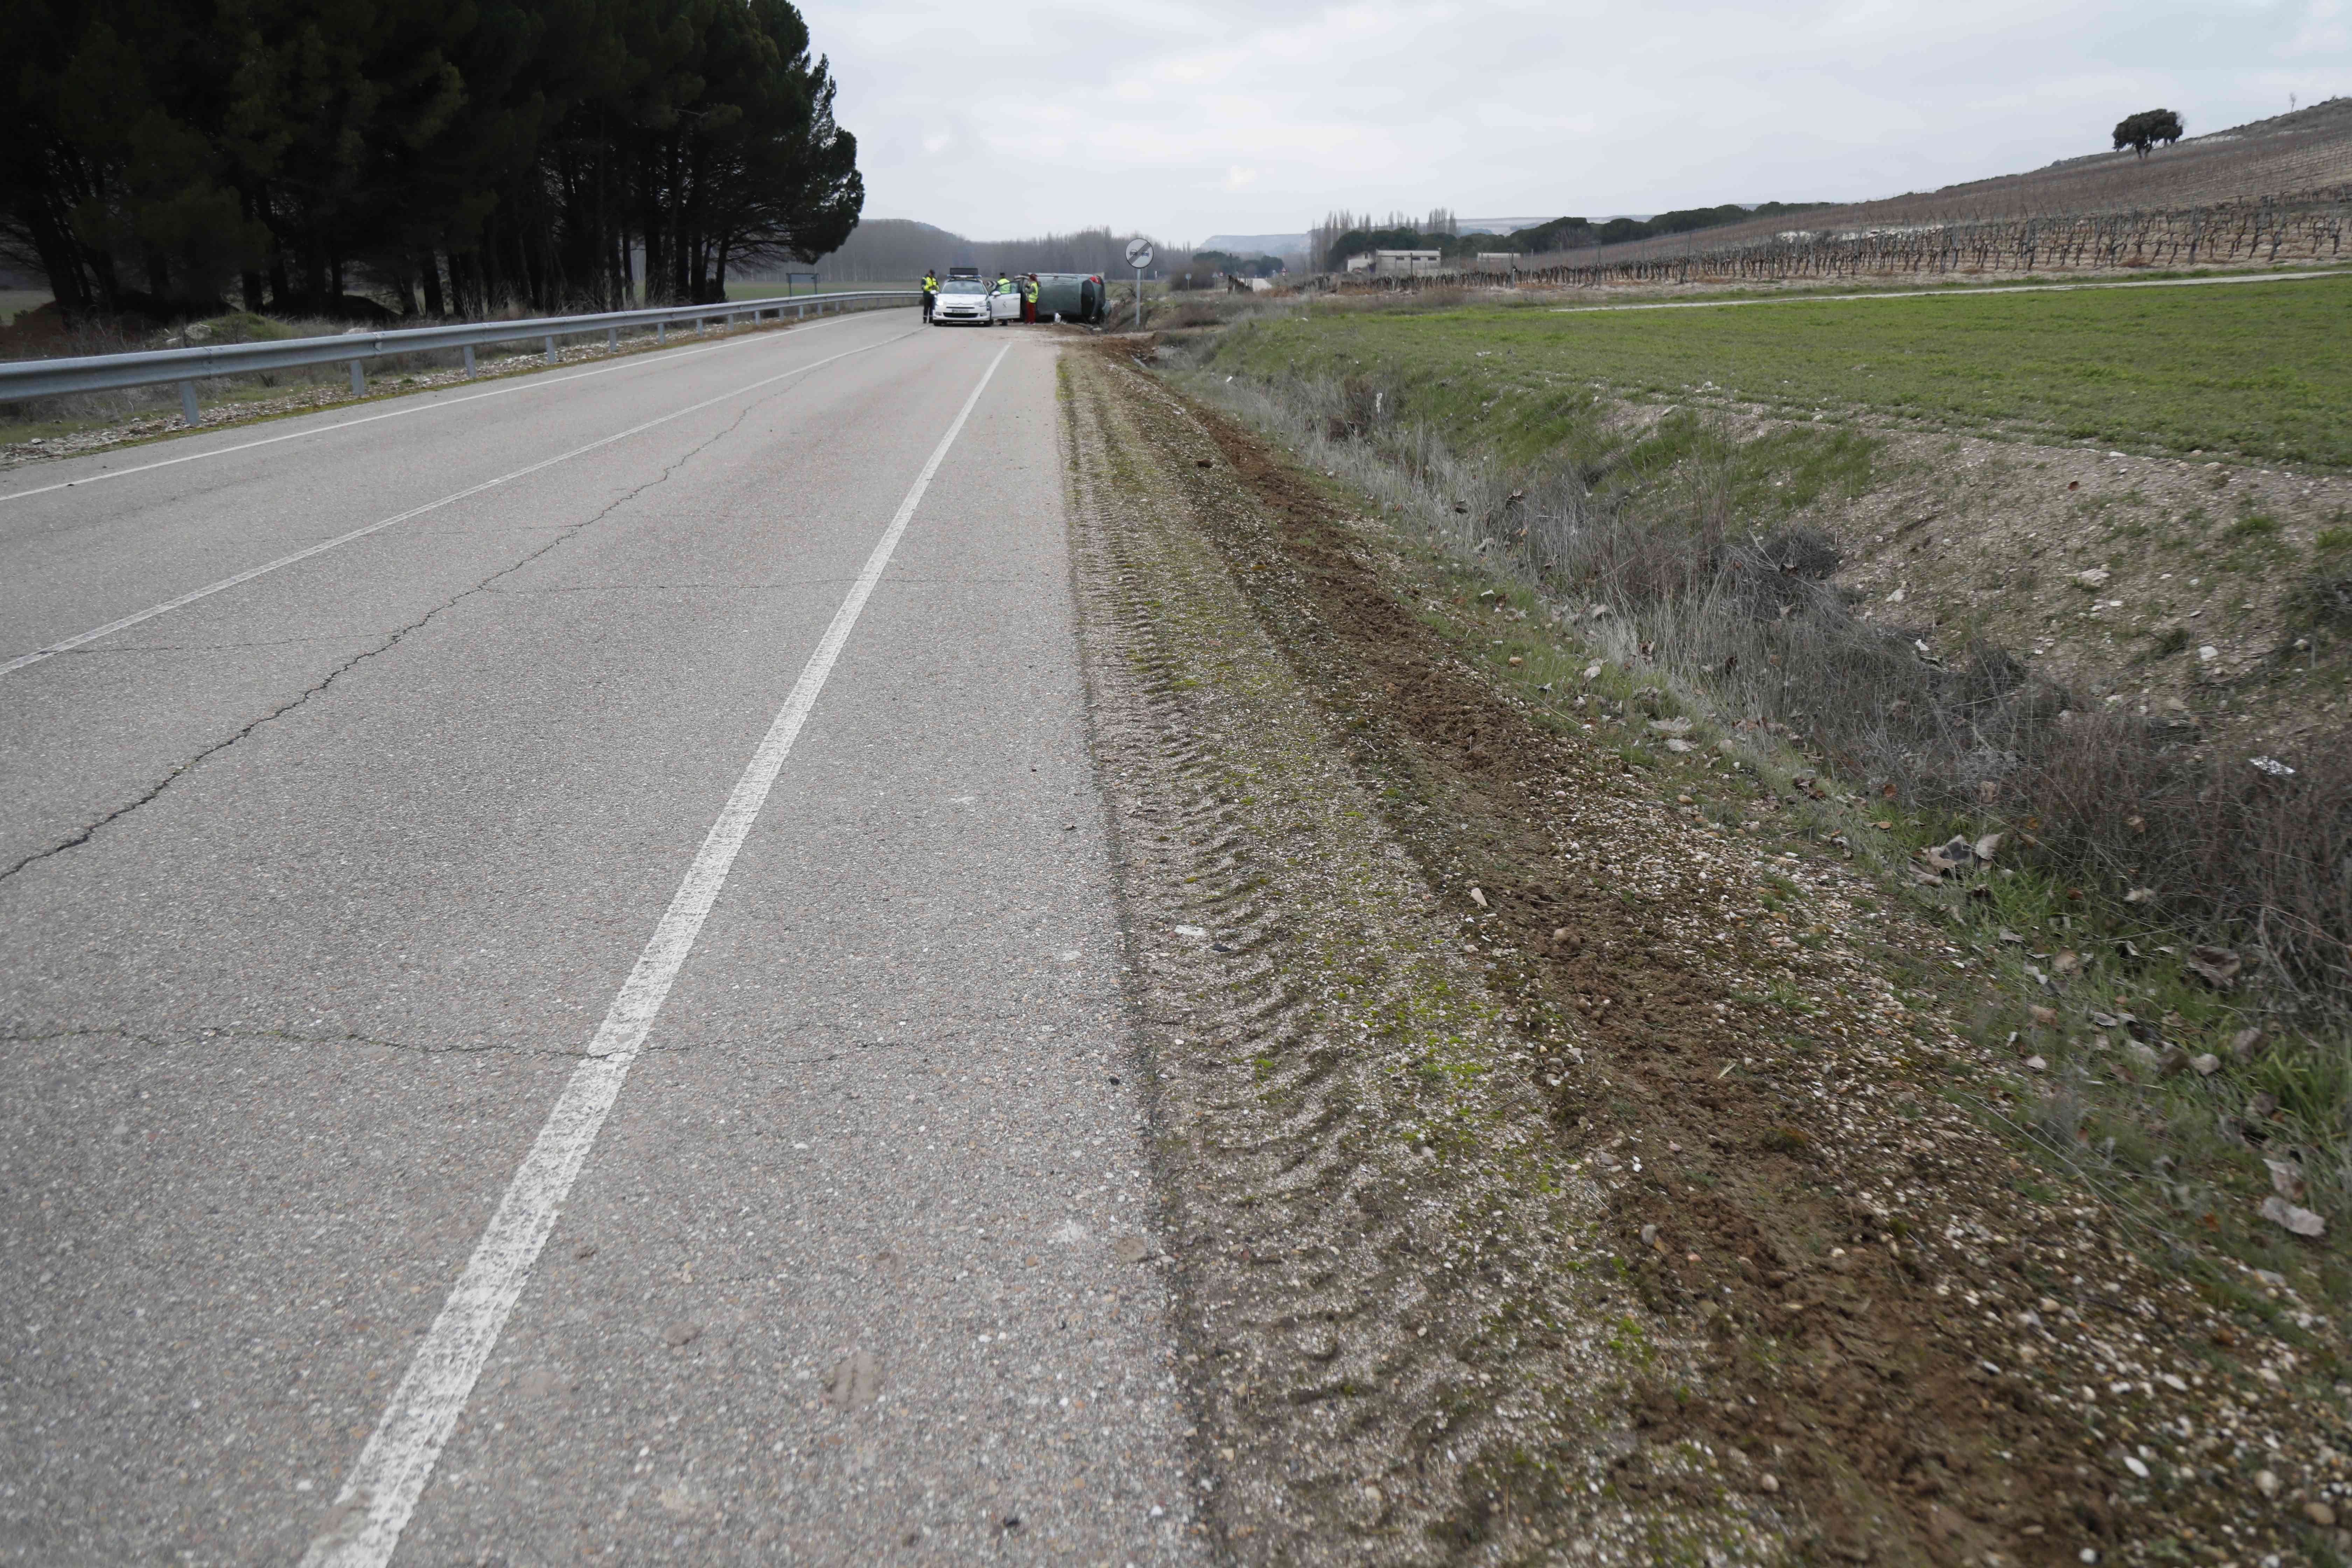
1, 0, 864, 323
1187, 250, 1284, 279
1503, 201, 1825, 254
1308, 209, 1454, 270
1311, 202, 1825, 270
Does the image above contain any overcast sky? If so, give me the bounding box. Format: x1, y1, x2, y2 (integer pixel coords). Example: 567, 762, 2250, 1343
797, 0, 2348, 244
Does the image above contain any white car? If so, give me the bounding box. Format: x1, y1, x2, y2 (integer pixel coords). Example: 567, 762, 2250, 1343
930, 278, 992, 326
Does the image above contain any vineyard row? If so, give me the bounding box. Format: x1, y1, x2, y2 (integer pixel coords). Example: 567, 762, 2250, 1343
1340, 189, 2352, 291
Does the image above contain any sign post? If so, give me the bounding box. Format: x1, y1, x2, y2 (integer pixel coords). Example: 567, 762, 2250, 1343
1125, 238, 1154, 330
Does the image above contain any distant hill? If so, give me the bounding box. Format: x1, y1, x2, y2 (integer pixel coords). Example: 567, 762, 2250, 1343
1850, 96, 2352, 217
780, 217, 1190, 281
1455, 216, 1574, 235
1201, 218, 1635, 259
1564, 97, 2352, 266
1200, 233, 1308, 259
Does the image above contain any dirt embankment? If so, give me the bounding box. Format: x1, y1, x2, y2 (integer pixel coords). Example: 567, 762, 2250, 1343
1064, 343, 2348, 1567
1815, 432, 2352, 755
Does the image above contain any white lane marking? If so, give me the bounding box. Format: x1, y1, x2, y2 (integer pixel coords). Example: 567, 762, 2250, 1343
1548, 268, 2348, 314
1, 333, 914, 678
0, 310, 913, 507
299, 340, 1013, 1568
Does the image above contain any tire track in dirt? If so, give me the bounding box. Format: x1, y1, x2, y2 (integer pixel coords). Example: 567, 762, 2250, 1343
1062, 353, 1790, 1564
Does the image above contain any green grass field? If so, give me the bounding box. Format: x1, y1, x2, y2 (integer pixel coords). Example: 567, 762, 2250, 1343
0, 290, 54, 327
724, 280, 913, 300
1212, 273, 2352, 469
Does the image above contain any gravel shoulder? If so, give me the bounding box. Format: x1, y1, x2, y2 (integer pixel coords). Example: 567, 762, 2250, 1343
1065, 350, 1783, 1564
1063, 344, 2350, 1567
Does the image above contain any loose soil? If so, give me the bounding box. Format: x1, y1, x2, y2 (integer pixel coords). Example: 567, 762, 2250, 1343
1063, 343, 2348, 1566
1816, 432, 2352, 756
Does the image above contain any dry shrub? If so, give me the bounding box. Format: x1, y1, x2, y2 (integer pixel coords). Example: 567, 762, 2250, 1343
2291, 567, 2352, 635
2001, 714, 2352, 1000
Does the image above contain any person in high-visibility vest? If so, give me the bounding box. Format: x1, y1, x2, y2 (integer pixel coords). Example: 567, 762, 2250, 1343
1020, 274, 1039, 324
921, 268, 937, 322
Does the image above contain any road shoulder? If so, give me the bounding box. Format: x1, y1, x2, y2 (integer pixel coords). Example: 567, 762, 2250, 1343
1062, 343, 2345, 1567
1063, 349, 1783, 1564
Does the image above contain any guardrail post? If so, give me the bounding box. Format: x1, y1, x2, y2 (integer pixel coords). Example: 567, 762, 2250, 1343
607, 327, 618, 350
178, 382, 201, 428
543, 335, 558, 364
348, 360, 365, 397
656, 321, 665, 344
462, 344, 476, 377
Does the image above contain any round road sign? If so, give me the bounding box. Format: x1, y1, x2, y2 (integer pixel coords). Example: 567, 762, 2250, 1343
1125, 238, 1155, 270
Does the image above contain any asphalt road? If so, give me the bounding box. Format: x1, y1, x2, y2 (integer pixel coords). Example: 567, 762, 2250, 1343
0, 312, 1203, 1563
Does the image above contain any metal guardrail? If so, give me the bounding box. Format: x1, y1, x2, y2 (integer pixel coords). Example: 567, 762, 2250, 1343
0, 291, 922, 426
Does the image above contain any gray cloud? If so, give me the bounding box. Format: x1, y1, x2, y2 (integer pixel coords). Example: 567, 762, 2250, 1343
800, 0, 2348, 242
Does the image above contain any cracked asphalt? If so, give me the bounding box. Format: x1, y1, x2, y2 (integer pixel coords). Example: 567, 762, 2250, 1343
0, 312, 1205, 1563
